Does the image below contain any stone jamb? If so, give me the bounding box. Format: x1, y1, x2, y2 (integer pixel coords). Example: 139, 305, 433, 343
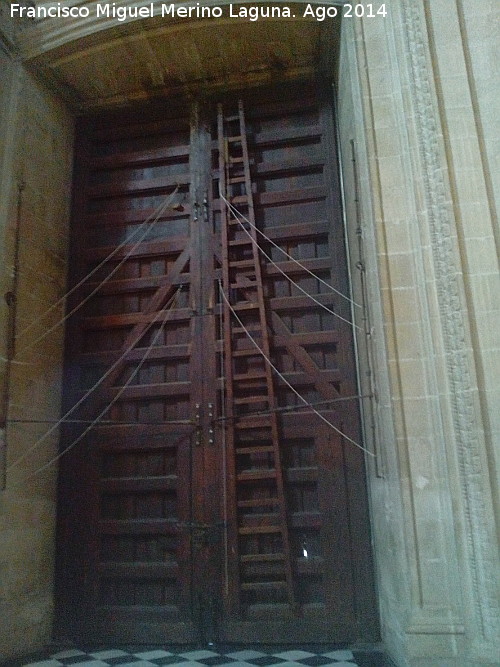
399, 0, 499, 646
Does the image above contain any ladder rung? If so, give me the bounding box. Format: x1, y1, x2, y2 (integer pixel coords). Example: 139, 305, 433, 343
241, 581, 288, 591
234, 384, 267, 393
235, 415, 273, 428
229, 239, 252, 247
232, 348, 260, 357
227, 135, 243, 142
228, 259, 254, 268
236, 446, 274, 455
228, 176, 246, 184
237, 470, 277, 482
234, 395, 270, 405
229, 156, 244, 164
229, 268, 254, 279
233, 302, 259, 311
225, 114, 240, 122
232, 326, 261, 336
234, 385, 267, 395
240, 553, 285, 562
238, 525, 281, 534
233, 372, 266, 381
229, 220, 251, 228
230, 284, 257, 293
237, 497, 280, 508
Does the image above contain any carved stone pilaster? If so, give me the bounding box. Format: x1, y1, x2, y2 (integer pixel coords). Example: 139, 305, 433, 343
401, 0, 499, 641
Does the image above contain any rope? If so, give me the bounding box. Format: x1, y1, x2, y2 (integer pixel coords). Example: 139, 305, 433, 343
219, 189, 361, 308
17, 187, 180, 355
8, 289, 181, 487
218, 281, 374, 457
214, 393, 373, 422
0, 356, 31, 365
9, 395, 372, 425
220, 193, 360, 330
7, 289, 180, 472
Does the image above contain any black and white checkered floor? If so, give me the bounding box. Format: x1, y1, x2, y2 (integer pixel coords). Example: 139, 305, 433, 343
3, 646, 393, 667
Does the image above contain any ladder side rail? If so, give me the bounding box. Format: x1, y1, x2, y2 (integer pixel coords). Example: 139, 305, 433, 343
217, 104, 242, 617
236, 99, 298, 612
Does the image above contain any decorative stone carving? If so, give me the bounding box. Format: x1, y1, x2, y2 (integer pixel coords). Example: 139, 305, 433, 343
401, 0, 499, 641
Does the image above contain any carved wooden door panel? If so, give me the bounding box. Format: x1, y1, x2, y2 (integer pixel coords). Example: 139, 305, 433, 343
56, 85, 377, 645
213, 87, 377, 642
56, 106, 204, 643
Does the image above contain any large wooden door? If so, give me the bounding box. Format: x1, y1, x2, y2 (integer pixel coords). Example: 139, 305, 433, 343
56, 84, 378, 645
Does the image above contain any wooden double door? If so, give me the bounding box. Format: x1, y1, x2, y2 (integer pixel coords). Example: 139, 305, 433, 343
56, 84, 378, 645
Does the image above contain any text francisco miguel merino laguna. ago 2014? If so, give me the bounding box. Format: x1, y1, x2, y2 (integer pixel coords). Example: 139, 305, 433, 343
10, 2, 389, 22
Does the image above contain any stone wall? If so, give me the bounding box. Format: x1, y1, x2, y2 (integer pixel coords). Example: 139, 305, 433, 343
337, 1, 499, 665
0, 52, 73, 660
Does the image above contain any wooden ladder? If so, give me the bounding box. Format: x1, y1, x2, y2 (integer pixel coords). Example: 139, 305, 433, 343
217, 100, 297, 614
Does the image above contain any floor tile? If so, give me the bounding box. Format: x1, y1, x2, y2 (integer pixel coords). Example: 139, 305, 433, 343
321, 653, 355, 662
281, 648, 348, 656
225, 653, 266, 662
292, 659, 333, 667
244, 659, 286, 667
268, 663, 331, 667
196, 658, 237, 666
272, 654, 315, 662
9, 643, 398, 667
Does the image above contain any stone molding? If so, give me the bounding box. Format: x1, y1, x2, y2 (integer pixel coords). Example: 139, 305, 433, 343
401, 0, 499, 641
